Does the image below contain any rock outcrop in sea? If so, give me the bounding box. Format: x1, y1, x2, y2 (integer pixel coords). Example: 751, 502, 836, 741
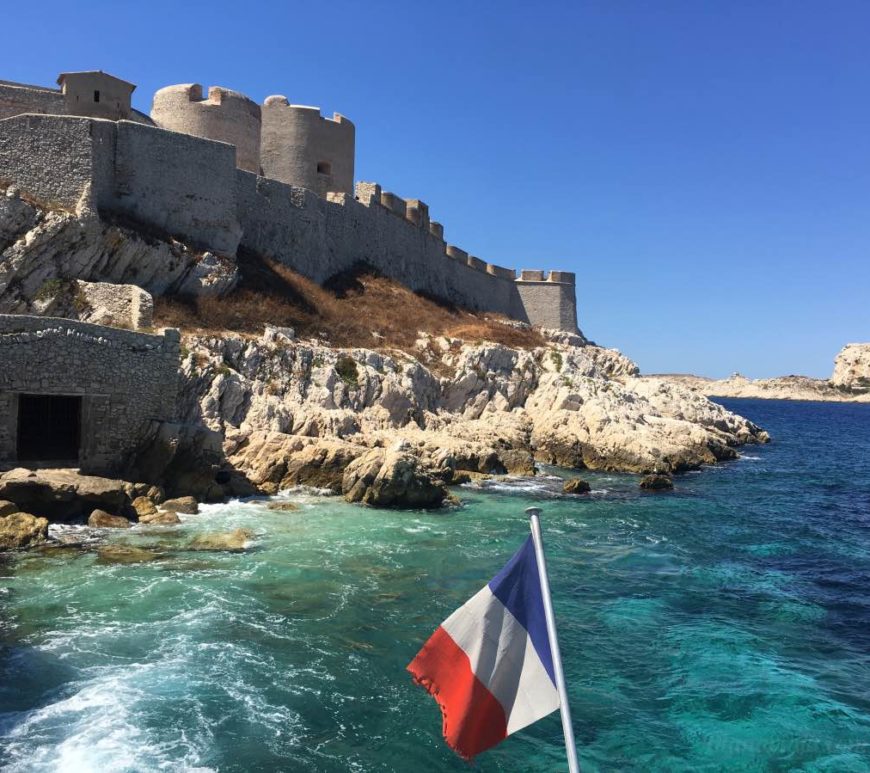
832, 344, 870, 391
658, 344, 870, 403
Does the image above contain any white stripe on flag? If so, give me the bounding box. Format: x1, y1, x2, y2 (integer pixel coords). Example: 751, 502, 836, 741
440, 586, 561, 734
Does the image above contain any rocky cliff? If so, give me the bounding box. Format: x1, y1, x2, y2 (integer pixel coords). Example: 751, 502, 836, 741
0, 185, 238, 314
831, 344, 870, 391
0, 180, 771, 506
174, 328, 768, 499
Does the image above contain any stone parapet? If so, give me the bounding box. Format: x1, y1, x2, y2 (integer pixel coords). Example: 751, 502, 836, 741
487, 264, 516, 280
467, 255, 486, 272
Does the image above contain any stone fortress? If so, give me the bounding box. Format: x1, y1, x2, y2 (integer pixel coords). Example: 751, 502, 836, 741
0, 69, 579, 475
0, 70, 578, 332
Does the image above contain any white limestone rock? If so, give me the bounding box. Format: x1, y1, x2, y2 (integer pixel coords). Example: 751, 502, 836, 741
0, 196, 239, 314
831, 344, 870, 391
341, 446, 448, 508
179, 333, 770, 484
660, 367, 870, 404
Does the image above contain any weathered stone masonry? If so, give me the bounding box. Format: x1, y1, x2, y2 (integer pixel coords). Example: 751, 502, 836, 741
0, 72, 579, 332
0, 316, 179, 474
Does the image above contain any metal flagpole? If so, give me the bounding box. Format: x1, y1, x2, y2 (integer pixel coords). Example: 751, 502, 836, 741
526, 506, 581, 773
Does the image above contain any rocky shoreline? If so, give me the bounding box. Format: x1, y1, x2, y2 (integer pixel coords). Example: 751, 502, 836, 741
1, 189, 778, 550
650, 344, 870, 404
181, 329, 768, 494
0, 328, 774, 550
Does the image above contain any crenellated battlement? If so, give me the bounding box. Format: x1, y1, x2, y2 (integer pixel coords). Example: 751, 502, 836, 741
263, 96, 353, 127
193, 84, 261, 118
0, 68, 579, 333
351, 181, 566, 290
487, 264, 516, 280
151, 83, 261, 173
518, 269, 576, 285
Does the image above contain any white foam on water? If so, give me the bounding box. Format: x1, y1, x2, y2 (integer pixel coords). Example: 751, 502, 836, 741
0, 663, 214, 773
475, 477, 561, 497
46, 523, 104, 545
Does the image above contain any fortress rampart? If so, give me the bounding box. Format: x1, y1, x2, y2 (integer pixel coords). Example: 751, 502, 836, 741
151, 84, 262, 174
260, 97, 355, 196
0, 70, 578, 332
0, 112, 577, 330
0, 80, 64, 120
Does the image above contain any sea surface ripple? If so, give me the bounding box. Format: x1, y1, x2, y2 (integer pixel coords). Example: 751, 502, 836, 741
1, 398, 870, 771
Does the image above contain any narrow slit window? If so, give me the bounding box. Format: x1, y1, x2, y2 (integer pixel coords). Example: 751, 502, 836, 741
94, 90, 100, 103
317, 161, 332, 175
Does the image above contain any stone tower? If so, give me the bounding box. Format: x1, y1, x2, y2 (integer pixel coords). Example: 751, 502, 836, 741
260, 96, 355, 197
150, 84, 262, 174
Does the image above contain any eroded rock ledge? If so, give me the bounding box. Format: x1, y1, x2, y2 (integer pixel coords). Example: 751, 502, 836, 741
176, 328, 769, 498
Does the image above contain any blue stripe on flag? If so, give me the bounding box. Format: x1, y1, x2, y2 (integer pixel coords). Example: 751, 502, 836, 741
487, 536, 556, 685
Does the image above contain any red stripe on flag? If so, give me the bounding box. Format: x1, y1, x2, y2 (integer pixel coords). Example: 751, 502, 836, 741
407, 625, 508, 760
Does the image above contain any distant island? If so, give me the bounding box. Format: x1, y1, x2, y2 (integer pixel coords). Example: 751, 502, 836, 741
653, 344, 870, 403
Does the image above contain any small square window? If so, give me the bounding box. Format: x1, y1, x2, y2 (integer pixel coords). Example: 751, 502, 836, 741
317, 161, 332, 175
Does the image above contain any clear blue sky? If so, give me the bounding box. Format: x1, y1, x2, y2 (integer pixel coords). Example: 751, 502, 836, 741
5, 1, 868, 377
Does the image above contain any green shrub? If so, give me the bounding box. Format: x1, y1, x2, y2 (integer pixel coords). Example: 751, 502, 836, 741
336, 356, 359, 387
34, 278, 64, 301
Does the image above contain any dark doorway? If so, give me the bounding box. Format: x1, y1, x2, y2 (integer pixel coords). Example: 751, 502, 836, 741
17, 394, 82, 463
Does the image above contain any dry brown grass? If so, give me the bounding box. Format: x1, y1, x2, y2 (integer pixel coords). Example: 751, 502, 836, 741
153, 253, 544, 354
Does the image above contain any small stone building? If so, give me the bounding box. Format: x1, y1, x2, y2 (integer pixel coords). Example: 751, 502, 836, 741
57, 71, 135, 121
0, 316, 179, 474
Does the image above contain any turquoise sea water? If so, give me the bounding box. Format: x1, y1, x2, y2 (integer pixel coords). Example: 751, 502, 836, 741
2, 398, 870, 772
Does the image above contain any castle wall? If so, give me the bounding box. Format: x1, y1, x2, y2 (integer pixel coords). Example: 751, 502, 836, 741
261, 98, 354, 196
0, 114, 116, 210
324, 191, 520, 313
235, 171, 330, 269
151, 84, 262, 173
0, 82, 64, 121
236, 176, 521, 314
113, 121, 242, 254
514, 273, 578, 331
0, 114, 578, 331
0, 315, 179, 475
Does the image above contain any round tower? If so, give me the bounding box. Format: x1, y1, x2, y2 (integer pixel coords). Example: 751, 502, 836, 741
150, 84, 261, 174
260, 96, 355, 197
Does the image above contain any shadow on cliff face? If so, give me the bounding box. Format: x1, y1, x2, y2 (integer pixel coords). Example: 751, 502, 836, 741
125, 421, 258, 503
153, 253, 543, 354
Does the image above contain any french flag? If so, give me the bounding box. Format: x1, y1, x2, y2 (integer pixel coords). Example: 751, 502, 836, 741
407, 536, 561, 759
